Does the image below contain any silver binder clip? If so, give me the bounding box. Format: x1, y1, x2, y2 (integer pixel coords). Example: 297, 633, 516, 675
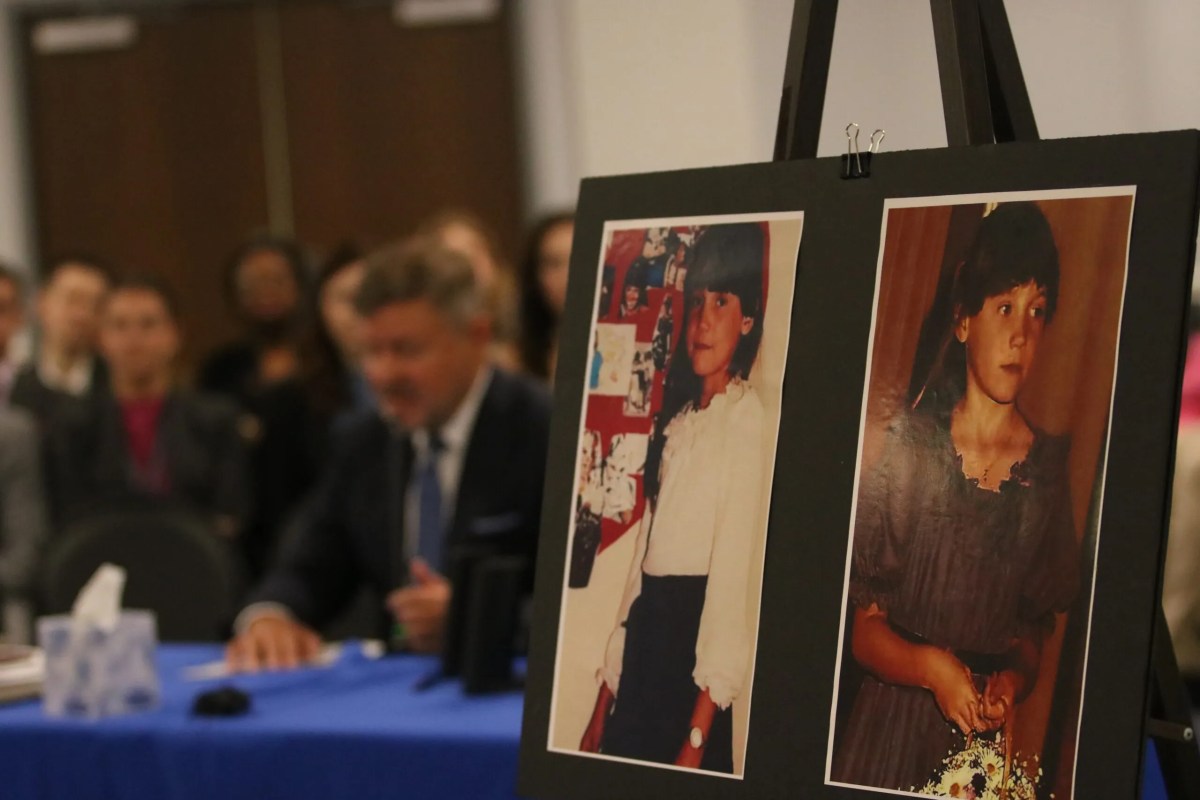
842, 124, 885, 179
869, 128, 886, 155
843, 122, 862, 178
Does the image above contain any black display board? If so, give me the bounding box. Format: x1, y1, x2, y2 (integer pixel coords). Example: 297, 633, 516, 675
519, 130, 1200, 799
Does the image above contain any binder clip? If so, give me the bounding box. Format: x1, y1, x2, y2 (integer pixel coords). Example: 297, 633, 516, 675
842, 124, 885, 179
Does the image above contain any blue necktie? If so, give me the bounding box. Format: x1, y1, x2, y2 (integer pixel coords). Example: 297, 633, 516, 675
416, 432, 445, 573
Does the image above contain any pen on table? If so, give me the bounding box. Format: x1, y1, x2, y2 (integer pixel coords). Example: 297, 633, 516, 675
412, 667, 447, 692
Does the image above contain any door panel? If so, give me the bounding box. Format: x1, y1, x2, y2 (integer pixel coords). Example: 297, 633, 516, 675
22, 1, 525, 370
25, 6, 270, 367
277, 2, 524, 257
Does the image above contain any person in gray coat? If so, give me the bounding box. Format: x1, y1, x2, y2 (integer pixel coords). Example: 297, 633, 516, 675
0, 406, 49, 641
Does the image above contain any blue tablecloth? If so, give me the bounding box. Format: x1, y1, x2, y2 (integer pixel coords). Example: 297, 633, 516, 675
0, 644, 524, 800
0, 644, 1184, 799
1146, 742, 1167, 800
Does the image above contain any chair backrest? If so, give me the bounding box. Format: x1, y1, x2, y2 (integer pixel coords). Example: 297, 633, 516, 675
40, 505, 239, 642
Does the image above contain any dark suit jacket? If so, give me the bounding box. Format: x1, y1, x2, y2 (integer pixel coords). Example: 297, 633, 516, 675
245, 368, 552, 633
198, 341, 259, 408
199, 341, 330, 581
10, 359, 108, 427
46, 389, 251, 533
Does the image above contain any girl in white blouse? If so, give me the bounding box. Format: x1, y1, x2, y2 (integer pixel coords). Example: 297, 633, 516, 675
579, 223, 767, 773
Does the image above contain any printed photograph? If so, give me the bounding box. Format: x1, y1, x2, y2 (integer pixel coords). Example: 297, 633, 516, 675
548, 212, 803, 777
826, 191, 1136, 799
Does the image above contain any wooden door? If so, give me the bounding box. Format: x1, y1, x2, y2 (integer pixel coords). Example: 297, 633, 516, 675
277, 1, 524, 257
22, 5, 270, 368
21, 0, 525, 370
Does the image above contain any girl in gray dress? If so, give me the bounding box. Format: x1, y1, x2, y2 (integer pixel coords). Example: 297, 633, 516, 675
832, 202, 1081, 792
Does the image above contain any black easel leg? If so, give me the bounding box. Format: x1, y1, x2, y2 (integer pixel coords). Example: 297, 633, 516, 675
773, 0, 839, 162
976, 0, 1038, 141
928, 0, 994, 147
1150, 609, 1200, 798
774, 0, 1025, 156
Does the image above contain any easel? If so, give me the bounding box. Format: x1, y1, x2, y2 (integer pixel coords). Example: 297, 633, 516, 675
772, 1, 1200, 797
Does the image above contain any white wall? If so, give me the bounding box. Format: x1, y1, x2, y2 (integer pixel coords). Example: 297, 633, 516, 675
2, 1, 1198, 259
516, 0, 1200, 193
0, 4, 33, 273
567, 0, 763, 177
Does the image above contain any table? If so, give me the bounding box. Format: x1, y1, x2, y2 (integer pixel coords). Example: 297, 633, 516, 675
0, 644, 525, 800
0, 644, 1186, 799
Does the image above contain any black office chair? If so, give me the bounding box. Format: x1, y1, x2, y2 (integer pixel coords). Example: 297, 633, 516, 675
40, 505, 240, 642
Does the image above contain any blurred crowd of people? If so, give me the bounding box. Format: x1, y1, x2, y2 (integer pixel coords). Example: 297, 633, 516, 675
0, 208, 575, 652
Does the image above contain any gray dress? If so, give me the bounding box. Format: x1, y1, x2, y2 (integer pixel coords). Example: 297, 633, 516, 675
831, 410, 1080, 792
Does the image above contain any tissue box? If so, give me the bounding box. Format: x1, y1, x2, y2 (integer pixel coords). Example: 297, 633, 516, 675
37, 610, 160, 718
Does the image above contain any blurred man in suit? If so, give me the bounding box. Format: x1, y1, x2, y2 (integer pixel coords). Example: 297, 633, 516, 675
45, 275, 249, 537
226, 237, 551, 669
0, 264, 27, 407
11, 257, 111, 423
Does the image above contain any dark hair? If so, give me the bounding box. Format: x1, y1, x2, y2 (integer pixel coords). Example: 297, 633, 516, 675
643, 223, 766, 506
518, 211, 574, 378
620, 259, 650, 313
0, 262, 25, 301
597, 265, 616, 318
40, 254, 114, 289
300, 242, 364, 416
106, 273, 181, 321
356, 237, 483, 324
223, 234, 310, 305
910, 202, 1060, 416
952, 203, 1059, 321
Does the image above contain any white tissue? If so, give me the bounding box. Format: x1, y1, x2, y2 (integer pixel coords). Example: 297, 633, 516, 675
40, 564, 158, 718
70, 563, 126, 633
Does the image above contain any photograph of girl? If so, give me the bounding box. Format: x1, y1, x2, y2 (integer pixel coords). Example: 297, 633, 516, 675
548, 213, 802, 777
827, 193, 1135, 799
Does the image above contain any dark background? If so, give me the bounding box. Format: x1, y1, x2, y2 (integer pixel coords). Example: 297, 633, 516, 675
519, 130, 1200, 799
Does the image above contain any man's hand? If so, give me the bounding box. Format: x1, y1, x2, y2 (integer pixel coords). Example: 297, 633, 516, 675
224, 611, 322, 672
386, 558, 451, 653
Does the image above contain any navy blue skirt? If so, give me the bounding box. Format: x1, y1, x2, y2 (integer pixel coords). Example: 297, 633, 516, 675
600, 573, 733, 772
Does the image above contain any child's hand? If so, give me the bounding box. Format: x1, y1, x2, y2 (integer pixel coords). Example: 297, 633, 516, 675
579, 716, 604, 753
978, 670, 1017, 730
674, 740, 704, 769
923, 648, 983, 735
579, 684, 614, 753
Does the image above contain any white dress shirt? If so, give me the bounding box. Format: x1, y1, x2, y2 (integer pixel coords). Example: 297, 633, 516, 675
37, 353, 95, 396
403, 367, 493, 566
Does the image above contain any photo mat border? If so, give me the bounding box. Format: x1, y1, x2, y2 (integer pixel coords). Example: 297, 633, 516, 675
546, 209, 806, 780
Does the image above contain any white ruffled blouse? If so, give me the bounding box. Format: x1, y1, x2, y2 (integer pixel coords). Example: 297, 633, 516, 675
600, 379, 766, 709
